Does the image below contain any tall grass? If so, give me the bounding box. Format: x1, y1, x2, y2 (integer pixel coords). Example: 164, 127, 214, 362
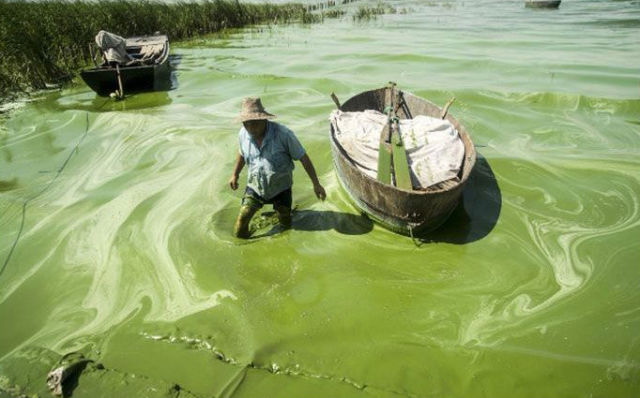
322, 9, 346, 19
352, 1, 396, 21
0, 0, 317, 100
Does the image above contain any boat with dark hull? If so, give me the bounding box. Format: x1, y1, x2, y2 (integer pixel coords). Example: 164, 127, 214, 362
81, 33, 170, 97
525, 1, 561, 9
329, 87, 476, 235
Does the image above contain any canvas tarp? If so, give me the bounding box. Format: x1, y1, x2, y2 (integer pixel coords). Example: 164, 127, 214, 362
95, 30, 131, 64
330, 110, 465, 189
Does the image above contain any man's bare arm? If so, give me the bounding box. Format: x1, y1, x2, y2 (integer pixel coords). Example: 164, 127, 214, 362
229, 152, 245, 190
299, 153, 326, 200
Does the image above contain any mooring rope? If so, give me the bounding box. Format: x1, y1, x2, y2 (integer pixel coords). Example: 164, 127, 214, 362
408, 224, 423, 248
0, 111, 92, 278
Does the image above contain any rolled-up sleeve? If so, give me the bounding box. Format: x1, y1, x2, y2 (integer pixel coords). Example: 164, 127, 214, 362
283, 127, 306, 160
238, 129, 247, 159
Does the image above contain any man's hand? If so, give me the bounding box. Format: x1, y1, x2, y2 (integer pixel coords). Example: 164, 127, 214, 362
230, 153, 245, 190
300, 154, 326, 201
229, 175, 239, 190
314, 183, 326, 201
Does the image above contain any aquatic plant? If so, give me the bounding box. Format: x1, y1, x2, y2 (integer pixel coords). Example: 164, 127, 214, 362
323, 9, 347, 19
352, 2, 395, 21
398, 7, 415, 14
300, 8, 323, 24
0, 0, 325, 100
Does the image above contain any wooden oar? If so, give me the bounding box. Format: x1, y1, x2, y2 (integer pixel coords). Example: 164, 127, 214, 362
330, 92, 341, 110
440, 97, 455, 119
113, 64, 125, 100
377, 84, 395, 184
387, 84, 412, 190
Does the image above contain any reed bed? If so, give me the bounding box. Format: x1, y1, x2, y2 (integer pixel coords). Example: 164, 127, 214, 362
322, 9, 347, 19
0, 0, 322, 100
352, 1, 396, 21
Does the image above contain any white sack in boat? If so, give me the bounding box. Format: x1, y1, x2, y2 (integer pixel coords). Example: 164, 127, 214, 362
330, 110, 465, 189
95, 30, 131, 65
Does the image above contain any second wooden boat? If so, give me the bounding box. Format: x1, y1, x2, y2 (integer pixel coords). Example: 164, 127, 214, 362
525, 1, 561, 9
81, 31, 170, 97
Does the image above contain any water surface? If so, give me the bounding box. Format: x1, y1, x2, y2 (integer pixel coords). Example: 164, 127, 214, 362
1, 0, 639, 397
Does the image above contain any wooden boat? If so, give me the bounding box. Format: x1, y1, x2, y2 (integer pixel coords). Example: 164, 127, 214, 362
525, 0, 561, 9
329, 87, 476, 235
81, 34, 170, 97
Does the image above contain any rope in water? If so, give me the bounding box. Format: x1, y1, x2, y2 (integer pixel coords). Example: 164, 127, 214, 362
408, 224, 423, 247
0, 111, 93, 278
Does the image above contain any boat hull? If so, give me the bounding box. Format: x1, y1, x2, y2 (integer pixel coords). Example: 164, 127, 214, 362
525, 1, 561, 8
330, 88, 476, 235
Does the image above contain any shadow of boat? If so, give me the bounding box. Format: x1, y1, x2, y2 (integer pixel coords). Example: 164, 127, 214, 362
415, 154, 502, 244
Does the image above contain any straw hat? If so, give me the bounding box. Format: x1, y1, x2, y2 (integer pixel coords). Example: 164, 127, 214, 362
237, 97, 276, 122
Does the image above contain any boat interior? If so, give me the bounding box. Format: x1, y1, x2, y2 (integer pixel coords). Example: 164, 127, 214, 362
123, 36, 168, 65
331, 85, 474, 193
92, 31, 169, 68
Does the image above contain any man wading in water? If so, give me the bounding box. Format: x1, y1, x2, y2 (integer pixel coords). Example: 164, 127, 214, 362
229, 97, 326, 238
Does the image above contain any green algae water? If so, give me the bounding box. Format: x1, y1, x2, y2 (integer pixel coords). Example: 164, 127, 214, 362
1, 0, 640, 397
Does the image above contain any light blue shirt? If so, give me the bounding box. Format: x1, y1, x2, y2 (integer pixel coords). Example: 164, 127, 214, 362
239, 121, 306, 200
